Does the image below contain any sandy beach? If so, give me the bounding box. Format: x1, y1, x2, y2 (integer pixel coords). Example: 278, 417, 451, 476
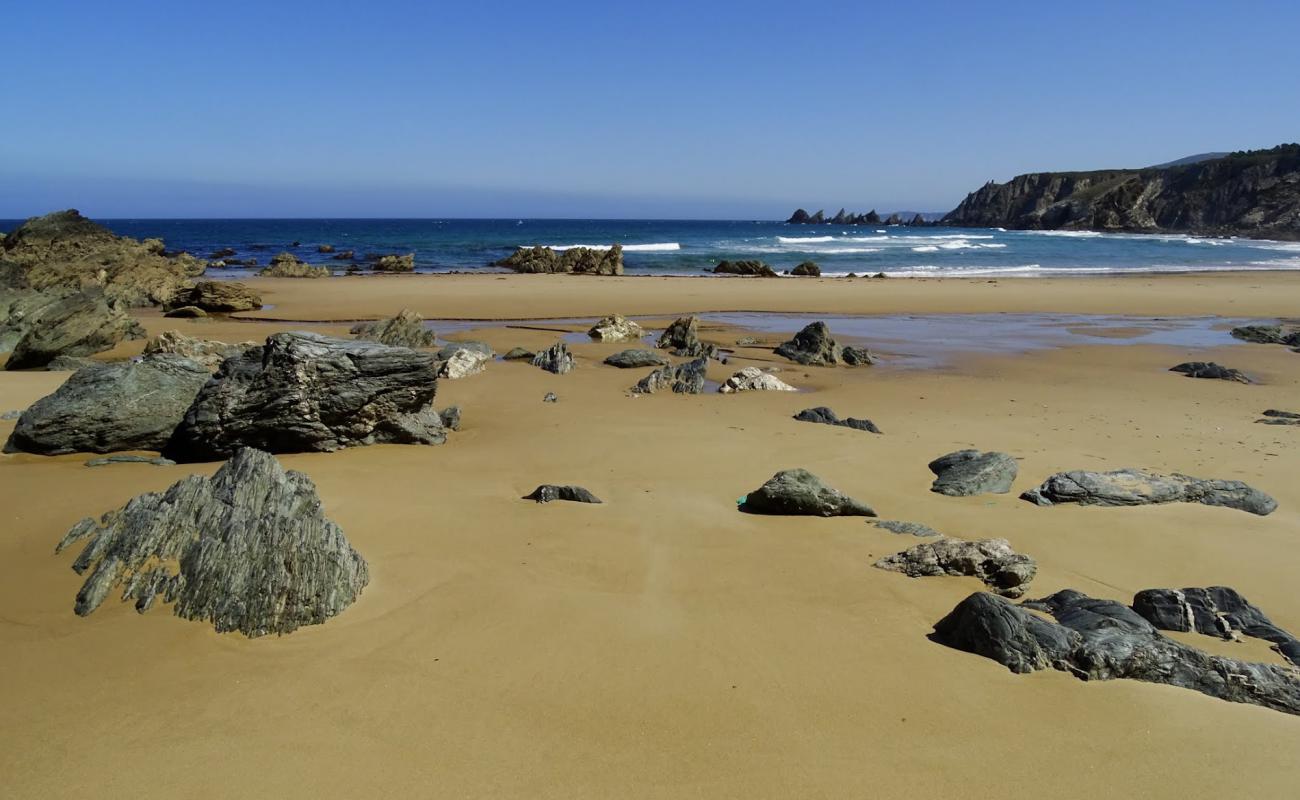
3, 272, 1299, 799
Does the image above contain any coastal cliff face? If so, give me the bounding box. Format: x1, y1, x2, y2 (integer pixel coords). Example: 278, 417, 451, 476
942, 144, 1300, 239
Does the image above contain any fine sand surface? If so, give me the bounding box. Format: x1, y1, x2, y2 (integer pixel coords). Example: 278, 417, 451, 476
2, 273, 1299, 799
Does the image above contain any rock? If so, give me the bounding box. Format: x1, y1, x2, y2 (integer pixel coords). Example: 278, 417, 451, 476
332, 250, 355, 260
1132, 587, 1300, 666
317, 244, 335, 253
734, 336, 760, 346
792, 406, 881, 433
85, 454, 176, 467
588, 314, 644, 342
787, 209, 812, 224
502, 347, 536, 361
163, 305, 207, 318
4, 355, 211, 455
44, 355, 103, 371
713, 259, 778, 277
875, 538, 1037, 598
543, 392, 558, 403
55, 448, 368, 637
741, 468, 876, 517
166, 280, 263, 313
143, 330, 254, 371
655, 315, 719, 359
873, 520, 941, 537
840, 345, 877, 365
603, 349, 668, 368
349, 309, 437, 348
372, 253, 415, 272
1258, 409, 1300, 425
1170, 361, 1251, 383
790, 260, 821, 277
1230, 324, 1292, 344
494, 245, 623, 275
209, 248, 237, 259
436, 342, 492, 379
1020, 468, 1277, 516
523, 485, 603, 504
260, 252, 330, 278
1, 209, 205, 307
439, 406, 461, 431
1, 409, 21, 420
928, 450, 1018, 496
632, 357, 708, 394
774, 321, 872, 367
532, 342, 575, 374
3, 288, 146, 370
166, 332, 446, 461
908, 213, 927, 226
718, 366, 796, 393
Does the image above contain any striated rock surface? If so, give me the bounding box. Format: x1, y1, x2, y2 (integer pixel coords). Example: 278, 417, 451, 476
143, 330, 255, 371
260, 252, 330, 278
1132, 586, 1300, 666
588, 314, 644, 342
928, 449, 1018, 496
655, 315, 719, 359
603, 349, 668, 368
793, 406, 881, 433
350, 309, 437, 348
532, 342, 575, 374
1170, 361, 1251, 383
166, 332, 445, 461
166, 280, 263, 313
713, 259, 778, 277
774, 321, 874, 366
1021, 468, 1276, 516
875, 537, 1037, 598
632, 357, 708, 394
3, 287, 145, 370
741, 468, 875, 517
494, 245, 623, 275
437, 342, 492, 379
55, 448, 368, 637
718, 366, 796, 393
523, 485, 603, 504
5, 354, 210, 455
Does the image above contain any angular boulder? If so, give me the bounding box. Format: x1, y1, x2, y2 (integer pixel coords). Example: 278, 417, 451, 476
260, 252, 329, 278
718, 366, 796, 393
350, 309, 437, 348
875, 537, 1037, 598
436, 342, 492, 379
3, 288, 145, 370
656, 315, 719, 359
928, 449, 1018, 496
632, 357, 708, 394
603, 349, 668, 369
792, 406, 881, 434
741, 468, 876, 517
167, 280, 263, 313
532, 342, 575, 374
1020, 468, 1276, 516
588, 314, 644, 342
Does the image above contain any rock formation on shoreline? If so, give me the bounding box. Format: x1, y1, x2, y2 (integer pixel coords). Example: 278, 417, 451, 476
532, 341, 575, 374
632, 357, 708, 394
713, 260, 778, 277
350, 309, 437, 348
656, 315, 720, 359
1131, 586, 1300, 666
371, 253, 416, 272
1021, 468, 1277, 516
718, 366, 796, 393
786, 208, 931, 227
1170, 361, 1251, 383
494, 245, 623, 275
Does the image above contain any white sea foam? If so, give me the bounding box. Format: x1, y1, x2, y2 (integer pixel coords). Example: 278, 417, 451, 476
538, 242, 681, 252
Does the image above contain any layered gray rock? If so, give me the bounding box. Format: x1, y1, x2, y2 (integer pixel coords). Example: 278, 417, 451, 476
349, 309, 437, 348
1132, 586, 1300, 666
604, 349, 668, 368
588, 314, 644, 342
166, 332, 445, 461
774, 321, 876, 367
3, 287, 145, 370
928, 450, 1018, 496
1021, 468, 1276, 515
1170, 361, 1251, 383
494, 245, 623, 275
143, 330, 254, 371
532, 342, 574, 374
632, 357, 708, 394
436, 342, 492, 379
655, 315, 719, 359
166, 280, 263, 313
875, 537, 1037, 598
741, 468, 876, 517
793, 406, 881, 434
55, 448, 368, 637
523, 485, 603, 504
4, 354, 210, 455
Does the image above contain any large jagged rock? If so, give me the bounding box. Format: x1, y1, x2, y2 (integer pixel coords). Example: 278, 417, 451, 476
655, 315, 719, 359
166, 332, 445, 461
166, 280, 263, 313
143, 330, 255, 371
928, 450, 1018, 496
372, 253, 415, 272
603, 349, 668, 368
774, 321, 875, 366
718, 366, 796, 393
713, 259, 778, 277
933, 590, 1300, 716
54, 448, 368, 637
632, 357, 708, 394
1132, 587, 1300, 666
3, 287, 145, 370
436, 342, 492, 379
0, 209, 204, 306
349, 309, 437, 348
523, 485, 603, 504
875, 538, 1037, 598
4, 354, 210, 455
741, 468, 876, 517
792, 406, 881, 433
1021, 468, 1277, 516
588, 314, 644, 342
532, 342, 575, 374
260, 252, 330, 278
494, 245, 623, 275
1170, 361, 1251, 383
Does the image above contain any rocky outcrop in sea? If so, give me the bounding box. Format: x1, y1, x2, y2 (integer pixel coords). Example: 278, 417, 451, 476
494, 245, 623, 275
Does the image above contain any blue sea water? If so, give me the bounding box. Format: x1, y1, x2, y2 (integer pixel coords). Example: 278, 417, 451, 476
6, 218, 1300, 277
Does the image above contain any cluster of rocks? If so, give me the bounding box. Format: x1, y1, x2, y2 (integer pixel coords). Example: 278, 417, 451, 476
875, 537, 1037, 598
1132, 586, 1300, 666
494, 245, 623, 275
787, 209, 927, 227
741, 469, 876, 517
350, 309, 438, 348
928, 450, 1018, 496
1021, 468, 1277, 516
1170, 361, 1251, 383
789, 261, 821, 277
774, 322, 875, 366
792, 406, 881, 434
260, 251, 330, 278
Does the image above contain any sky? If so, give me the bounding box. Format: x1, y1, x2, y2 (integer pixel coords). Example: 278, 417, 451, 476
2, 0, 1298, 219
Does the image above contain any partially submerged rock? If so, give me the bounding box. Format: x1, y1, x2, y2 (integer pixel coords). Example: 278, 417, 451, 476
2, 287, 145, 370
632, 357, 708, 394
4, 354, 210, 455
1132, 586, 1300, 666
588, 314, 644, 342
774, 321, 874, 366
875, 537, 1037, 598
439, 406, 461, 431
166, 280, 263, 313
523, 485, 603, 504
793, 406, 881, 434
718, 366, 796, 393
494, 245, 623, 275
1170, 361, 1251, 383
143, 330, 255, 371
603, 349, 668, 368
372, 253, 415, 272
928, 450, 1018, 496
1021, 468, 1276, 516
166, 332, 446, 461
260, 252, 330, 278
741, 468, 876, 517
55, 448, 368, 637
932, 590, 1300, 716
713, 259, 777, 277
532, 341, 575, 374
349, 309, 437, 348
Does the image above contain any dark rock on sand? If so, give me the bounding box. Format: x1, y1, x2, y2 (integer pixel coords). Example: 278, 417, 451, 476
2, 287, 146, 370
502, 347, 536, 361
167, 280, 263, 313
713, 259, 778, 277
793, 406, 881, 433
349, 309, 437, 348
655, 315, 719, 359
928, 450, 1018, 496
1170, 361, 1251, 383
55, 448, 368, 637
85, 454, 177, 467
532, 342, 575, 374
741, 468, 876, 517
494, 245, 623, 275
632, 357, 708, 394
1132, 586, 1300, 666
524, 485, 603, 504
543, 392, 558, 403
5, 354, 211, 455
790, 261, 821, 277
439, 406, 462, 432
604, 349, 669, 369
774, 321, 874, 367
875, 537, 1037, 598
166, 332, 446, 461
1020, 468, 1276, 516
873, 520, 941, 537
1258, 409, 1300, 425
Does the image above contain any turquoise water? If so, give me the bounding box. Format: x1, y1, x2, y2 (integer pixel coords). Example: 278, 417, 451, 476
12, 218, 1300, 277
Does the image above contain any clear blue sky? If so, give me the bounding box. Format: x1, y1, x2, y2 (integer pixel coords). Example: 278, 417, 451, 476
3, 0, 1297, 218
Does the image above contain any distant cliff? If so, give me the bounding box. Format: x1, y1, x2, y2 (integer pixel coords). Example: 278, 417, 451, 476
942, 144, 1300, 239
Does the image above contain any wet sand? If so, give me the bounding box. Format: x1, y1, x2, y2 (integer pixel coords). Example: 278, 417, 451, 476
2, 272, 1299, 798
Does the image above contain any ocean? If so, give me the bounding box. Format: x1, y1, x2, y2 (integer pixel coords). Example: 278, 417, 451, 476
7, 218, 1300, 278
